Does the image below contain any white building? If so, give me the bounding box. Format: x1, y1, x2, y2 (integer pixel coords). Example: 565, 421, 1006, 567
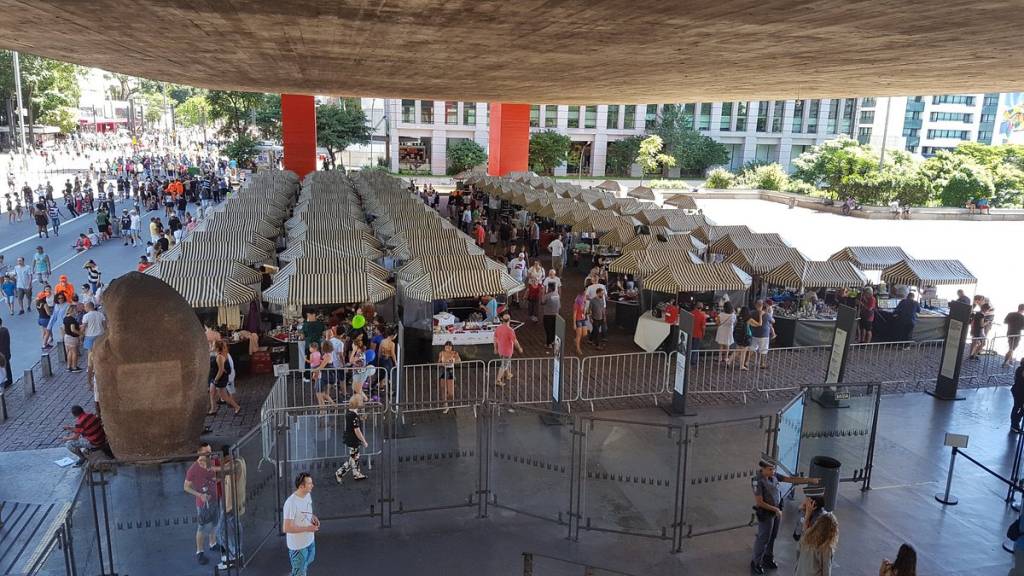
363, 93, 1021, 175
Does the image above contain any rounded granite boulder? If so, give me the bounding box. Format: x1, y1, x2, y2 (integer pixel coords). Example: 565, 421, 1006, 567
93, 272, 209, 459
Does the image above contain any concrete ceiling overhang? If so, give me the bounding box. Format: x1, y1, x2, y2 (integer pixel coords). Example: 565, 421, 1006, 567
2, 0, 1023, 102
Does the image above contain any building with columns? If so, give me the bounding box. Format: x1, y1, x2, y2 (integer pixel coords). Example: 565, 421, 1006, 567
374, 94, 1018, 176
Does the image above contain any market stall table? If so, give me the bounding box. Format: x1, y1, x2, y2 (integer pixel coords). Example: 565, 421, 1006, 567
634, 310, 673, 353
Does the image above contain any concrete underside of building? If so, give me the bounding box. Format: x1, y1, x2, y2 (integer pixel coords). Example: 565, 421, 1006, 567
2, 1, 1024, 102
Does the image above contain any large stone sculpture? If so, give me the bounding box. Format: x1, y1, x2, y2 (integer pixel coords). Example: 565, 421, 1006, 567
93, 272, 209, 459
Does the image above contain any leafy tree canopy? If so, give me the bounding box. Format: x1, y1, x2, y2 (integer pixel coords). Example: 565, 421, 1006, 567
316, 99, 371, 169
635, 135, 675, 178
605, 135, 643, 176
446, 139, 487, 176
654, 104, 728, 175
529, 130, 572, 175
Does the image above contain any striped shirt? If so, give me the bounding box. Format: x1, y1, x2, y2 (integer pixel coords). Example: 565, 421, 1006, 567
74, 412, 107, 447
87, 267, 101, 284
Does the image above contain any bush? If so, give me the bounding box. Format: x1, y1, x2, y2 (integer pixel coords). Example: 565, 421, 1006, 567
446, 140, 487, 176
704, 167, 736, 189
606, 136, 643, 176
784, 180, 818, 196
647, 179, 700, 190
738, 163, 789, 191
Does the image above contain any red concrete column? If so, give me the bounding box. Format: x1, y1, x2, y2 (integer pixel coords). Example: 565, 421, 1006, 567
281, 94, 317, 178
488, 103, 531, 176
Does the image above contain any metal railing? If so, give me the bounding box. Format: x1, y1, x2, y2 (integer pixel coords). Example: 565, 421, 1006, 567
578, 352, 669, 409
396, 360, 489, 413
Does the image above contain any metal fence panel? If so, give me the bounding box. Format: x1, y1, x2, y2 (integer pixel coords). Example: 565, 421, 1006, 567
396, 361, 488, 413
577, 416, 684, 549
775, 393, 805, 476
798, 384, 880, 484
487, 357, 558, 406
682, 416, 773, 537
844, 341, 937, 384
230, 421, 280, 573
578, 353, 669, 408
960, 335, 1017, 388
487, 404, 577, 527
392, 408, 481, 515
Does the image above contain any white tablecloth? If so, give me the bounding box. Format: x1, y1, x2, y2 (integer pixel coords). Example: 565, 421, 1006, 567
634, 311, 672, 353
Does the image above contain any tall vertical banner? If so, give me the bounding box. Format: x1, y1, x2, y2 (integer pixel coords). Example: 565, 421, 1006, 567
816, 305, 857, 407
668, 310, 694, 415
930, 300, 971, 401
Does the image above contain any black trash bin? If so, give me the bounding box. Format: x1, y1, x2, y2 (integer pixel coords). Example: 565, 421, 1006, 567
809, 456, 841, 511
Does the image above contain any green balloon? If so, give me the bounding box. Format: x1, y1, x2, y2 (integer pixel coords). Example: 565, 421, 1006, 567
352, 314, 366, 329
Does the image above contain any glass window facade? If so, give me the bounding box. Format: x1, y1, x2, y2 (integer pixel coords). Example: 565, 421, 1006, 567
792, 100, 804, 133
771, 101, 784, 133
529, 105, 540, 128
645, 104, 658, 129
857, 127, 872, 144
932, 95, 975, 105
978, 130, 993, 143
827, 99, 840, 133
861, 97, 876, 107
584, 105, 597, 129
930, 112, 972, 122
807, 100, 819, 133
463, 102, 476, 125
984, 95, 999, 106
683, 103, 696, 130
840, 99, 855, 135
606, 105, 620, 129
699, 103, 712, 131
720, 102, 733, 131
401, 99, 415, 123
735, 102, 748, 131
624, 105, 637, 129
421, 100, 434, 124
445, 101, 458, 124
754, 144, 776, 163
568, 105, 580, 128
544, 105, 557, 128
860, 110, 875, 124
756, 101, 769, 132
927, 129, 970, 139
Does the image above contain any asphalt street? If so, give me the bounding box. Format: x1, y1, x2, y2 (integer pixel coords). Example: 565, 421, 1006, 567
1, 150, 163, 379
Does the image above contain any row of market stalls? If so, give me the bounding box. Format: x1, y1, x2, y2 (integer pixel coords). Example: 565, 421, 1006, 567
463, 172, 977, 348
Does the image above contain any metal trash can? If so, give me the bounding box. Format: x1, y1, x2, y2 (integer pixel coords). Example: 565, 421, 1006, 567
809, 456, 841, 511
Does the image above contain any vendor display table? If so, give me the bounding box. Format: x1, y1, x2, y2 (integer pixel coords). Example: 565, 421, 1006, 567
430, 319, 525, 346
874, 309, 945, 342
774, 315, 837, 347
634, 311, 672, 353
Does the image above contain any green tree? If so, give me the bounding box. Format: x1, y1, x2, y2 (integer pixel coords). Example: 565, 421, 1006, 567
446, 139, 487, 175
635, 135, 675, 182
223, 134, 259, 167
654, 104, 729, 175
605, 135, 643, 176
529, 130, 572, 175
142, 92, 165, 127
791, 136, 878, 196
704, 167, 736, 189
0, 52, 82, 142
254, 94, 281, 141
737, 163, 789, 191
316, 99, 371, 169
176, 94, 211, 129
919, 151, 995, 207
207, 90, 265, 140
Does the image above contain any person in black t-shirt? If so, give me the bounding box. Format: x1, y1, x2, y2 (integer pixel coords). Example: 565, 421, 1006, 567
1005, 304, 1024, 367
63, 313, 82, 372
334, 393, 369, 484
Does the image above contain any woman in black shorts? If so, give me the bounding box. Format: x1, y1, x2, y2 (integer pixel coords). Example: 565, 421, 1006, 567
209, 340, 241, 415
437, 341, 461, 414
732, 306, 755, 371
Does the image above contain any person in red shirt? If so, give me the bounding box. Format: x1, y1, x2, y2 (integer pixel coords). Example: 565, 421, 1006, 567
61, 404, 112, 466
493, 314, 522, 387
691, 302, 708, 362
474, 222, 486, 247
137, 256, 152, 272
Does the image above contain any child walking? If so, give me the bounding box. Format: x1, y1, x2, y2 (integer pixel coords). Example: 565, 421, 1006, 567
334, 393, 369, 484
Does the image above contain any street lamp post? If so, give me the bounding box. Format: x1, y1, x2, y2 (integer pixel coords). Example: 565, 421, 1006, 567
11, 51, 28, 165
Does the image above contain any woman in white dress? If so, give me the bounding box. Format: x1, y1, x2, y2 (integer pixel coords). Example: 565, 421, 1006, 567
715, 302, 737, 363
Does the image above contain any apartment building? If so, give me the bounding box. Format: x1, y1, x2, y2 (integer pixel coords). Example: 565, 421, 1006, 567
368, 93, 1020, 176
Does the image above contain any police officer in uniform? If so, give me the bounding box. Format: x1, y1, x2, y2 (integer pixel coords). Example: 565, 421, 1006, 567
751, 458, 820, 574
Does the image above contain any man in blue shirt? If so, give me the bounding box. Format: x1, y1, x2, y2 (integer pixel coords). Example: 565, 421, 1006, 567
894, 292, 921, 343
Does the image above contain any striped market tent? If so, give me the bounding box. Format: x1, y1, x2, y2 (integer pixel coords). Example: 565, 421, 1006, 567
574, 211, 639, 234
608, 249, 702, 276
691, 224, 753, 245
143, 259, 264, 285
627, 186, 656, 201
185, 230, 277, 252
651, 213, 713, 233
881, 259, 977, 287
663, 193, 699, 210
264, 273, 395, 305
828, 246, 914, 271
391, 236, 485, 261
396, 254, 506, 280
622, 233, 705, 254
595, 180, 621, 192
195, 215, 280, 239
611, 198, 654, 216
764, 261, 869, 289
554, 205, 594, 226
286, 219, 370, 239
403, 269, 524, 301
276, 257, 390, 280
592, 197, 618, 210
723, 247, 808, 275
597, 225, 638, 248
708, 232, 788, 256
387, 227, 472, 249
287, 229, 382, 249
644, 263, 753, 294
160, 276, 259, 308
278, 240, 384, 262
537, 199, 579, 219
164, 241, 271, 265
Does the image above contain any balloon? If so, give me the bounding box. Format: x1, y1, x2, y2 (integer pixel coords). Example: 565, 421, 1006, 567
351, 314, 366, 329
364, 349, 376, 364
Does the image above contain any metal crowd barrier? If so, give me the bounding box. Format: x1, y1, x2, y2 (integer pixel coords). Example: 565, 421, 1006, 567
396, 360, 489, 413
578, 352, 669, 409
